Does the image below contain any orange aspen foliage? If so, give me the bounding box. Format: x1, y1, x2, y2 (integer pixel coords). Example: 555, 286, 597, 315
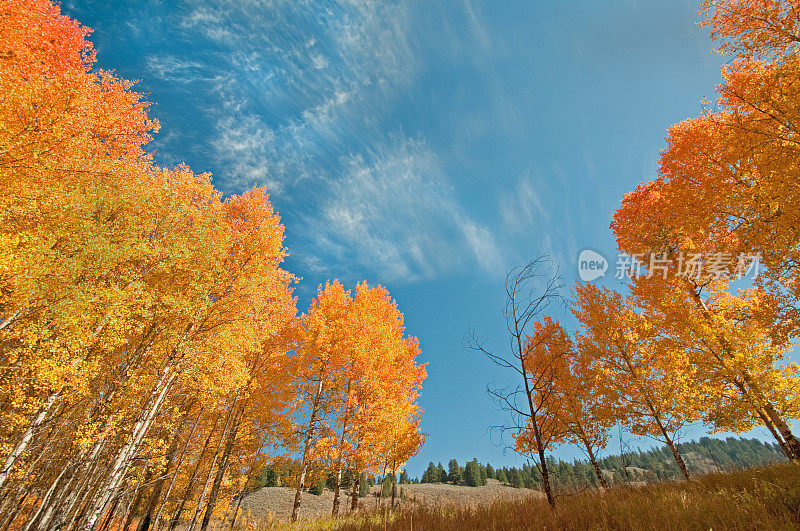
572, 282, 696, 479
0, 2, 427, 528
291, 281, 425, 519
611, 0, 800, 461
513, 317, 571, 461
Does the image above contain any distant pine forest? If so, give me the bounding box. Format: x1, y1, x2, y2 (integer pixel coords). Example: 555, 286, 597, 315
254, 437, 786, 495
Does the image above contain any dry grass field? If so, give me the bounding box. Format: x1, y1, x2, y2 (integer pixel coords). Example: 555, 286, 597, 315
238, 479, 538, 524
235, 463, 800, 530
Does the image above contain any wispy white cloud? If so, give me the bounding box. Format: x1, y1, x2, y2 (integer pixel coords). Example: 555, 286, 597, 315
145, 55, 214, 83
210, 114, 281, 193
138, 0, 510, 283
499, 173, 548, 232
306, 136, 500, 282
493, 170, 579, 272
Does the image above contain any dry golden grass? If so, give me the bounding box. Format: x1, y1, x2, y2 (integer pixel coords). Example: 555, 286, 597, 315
243, 462, 800, 530
237, 479, 538, 524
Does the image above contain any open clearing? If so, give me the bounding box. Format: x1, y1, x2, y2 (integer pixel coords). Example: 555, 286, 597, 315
240, 479, 541, 522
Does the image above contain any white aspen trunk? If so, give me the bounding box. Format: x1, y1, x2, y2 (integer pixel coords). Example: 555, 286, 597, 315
82, 367, 177, 530
199, 404, 242, 531
0, 389, 60, 489
331, 403, 351, 516
0, 308, 21, 330
23, 464, 69, 531
0, 316, 116, 492
187, 397, 238, 531
57, 440, 107, 529
350, 470, 360, 511
168, 418, 219, 531
291, 379, 325, 522
150, 407, 206, 530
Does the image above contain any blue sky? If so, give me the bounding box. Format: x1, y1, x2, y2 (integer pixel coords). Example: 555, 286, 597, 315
63, 0, 749, 475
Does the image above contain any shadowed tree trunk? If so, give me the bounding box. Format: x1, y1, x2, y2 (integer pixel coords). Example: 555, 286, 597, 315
199, 401, 243, 531
331, 394, 352, 516
291, 379, 324, 522
579, 432, 608, 489
188, 398, 237, 531
350, 471, 360, 511
169, 415, 218, 531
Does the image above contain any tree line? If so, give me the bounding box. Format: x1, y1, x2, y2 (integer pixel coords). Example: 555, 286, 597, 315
416, 437, 785, 492
468, 0, 800, 507
0, 2, 425, 529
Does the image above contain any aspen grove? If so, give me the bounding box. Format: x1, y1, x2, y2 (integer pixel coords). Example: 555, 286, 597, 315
0, 1, 425, 529
3, 0, 800, 527
472, 0, 800, 508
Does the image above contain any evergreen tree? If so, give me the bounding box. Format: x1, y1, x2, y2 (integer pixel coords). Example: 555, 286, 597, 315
437, 462, 447, 483
448, 459, 462, 484
486, 464, 495, 480
421, 462, 437, 483
309, 478, 325, 495
512, 469, 526, 488
464, 459, 480, 487
496, 468, 508, 484
254, 465, 278, 488
478, 463, 487, 485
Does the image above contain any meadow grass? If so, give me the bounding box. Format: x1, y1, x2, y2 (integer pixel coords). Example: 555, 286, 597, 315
260, 462, 800, 530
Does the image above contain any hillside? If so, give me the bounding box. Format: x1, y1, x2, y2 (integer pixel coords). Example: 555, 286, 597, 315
241, 479, 539, 522
245, 436, 787, 524
251, 463, 800, 530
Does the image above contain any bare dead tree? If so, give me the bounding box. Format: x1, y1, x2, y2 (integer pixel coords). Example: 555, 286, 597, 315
464, 254, 564, 507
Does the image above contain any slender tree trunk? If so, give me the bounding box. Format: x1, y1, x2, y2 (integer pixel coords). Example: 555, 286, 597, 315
291, 379, 324, 523
23, 464, 69, 531
376, 462, 389, 510
120, 465, 151, 531
135, 410, 191, 531
68, 443, 114, 529
0, 389, 60, 489
331, 402, 351, 516
151, 407, 206, 531
532, 418, 555, 505
578, 431, 608, 489
757, 406, 793, 459
725, 376, 793, 458
169, 417, 218, 531
199, 403, 242, 531
188, 398, 237, 531
0, 491, 30, 530
519, 350, 554, 505
615, 342, 690, 480
0, 484, 27, 529
61, 438, 110, 529
655, 417, 689, 479
511, 300, 556, 507
350, 471, 360, 511
99, 488, 125, 531
227, 494, 243, 530
83, 367, 177, 530
390, 469, 397, 509
748, 383, 800, 459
